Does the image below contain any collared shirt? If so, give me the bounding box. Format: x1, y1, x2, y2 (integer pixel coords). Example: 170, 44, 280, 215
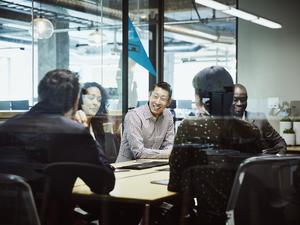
116, 104, 175, 162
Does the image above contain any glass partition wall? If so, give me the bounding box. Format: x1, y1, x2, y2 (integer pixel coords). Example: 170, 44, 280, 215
0, 0, 237, 114
164, 0, 236, 118
0, 0, 237, 127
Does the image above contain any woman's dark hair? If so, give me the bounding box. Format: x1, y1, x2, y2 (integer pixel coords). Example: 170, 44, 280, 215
78, 82, 108, 115
38, 69, 80, 113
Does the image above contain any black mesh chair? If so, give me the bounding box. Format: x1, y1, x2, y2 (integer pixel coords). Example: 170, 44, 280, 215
0, 173, 41, 225
226, 155, 300, 225
104, 132, 120, 163
41, 162, 115, 225
179, 150, 254, 225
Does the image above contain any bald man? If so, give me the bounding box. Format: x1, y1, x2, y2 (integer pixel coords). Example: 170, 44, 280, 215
232, 83, 287, 154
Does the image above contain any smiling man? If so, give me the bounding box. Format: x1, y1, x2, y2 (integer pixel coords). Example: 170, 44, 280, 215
232, 83, 286, 154
116, 82, 175, 162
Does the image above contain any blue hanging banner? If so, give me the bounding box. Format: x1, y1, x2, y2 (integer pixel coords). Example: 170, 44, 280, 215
128, 18, 156, 76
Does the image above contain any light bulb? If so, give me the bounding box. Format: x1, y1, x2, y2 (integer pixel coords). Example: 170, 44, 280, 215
88, 29, 107, 47
30, 17, 54, 39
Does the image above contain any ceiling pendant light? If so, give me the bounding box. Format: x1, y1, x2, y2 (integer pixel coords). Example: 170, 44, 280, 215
88, 0, 106, 47
88, 29, 107, 47
31, 17, 54, 39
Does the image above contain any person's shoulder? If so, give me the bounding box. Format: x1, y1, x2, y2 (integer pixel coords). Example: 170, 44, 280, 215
163, 108, 174, 118
34, 114, 87, 134
176, 116, 211, 133
126, 105, 142, 115
230, 116, 261, 135
125, 105, 148, 119
58, 116, 87, 132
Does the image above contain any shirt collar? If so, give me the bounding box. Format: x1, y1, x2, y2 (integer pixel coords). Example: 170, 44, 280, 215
142, 104, 164, 120
242, 111, 246, 120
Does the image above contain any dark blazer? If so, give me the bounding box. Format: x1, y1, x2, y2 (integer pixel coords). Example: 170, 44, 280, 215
0, 102, 115, 193
245, 111, 287, 154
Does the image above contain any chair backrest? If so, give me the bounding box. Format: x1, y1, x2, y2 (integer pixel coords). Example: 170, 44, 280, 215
136, 100, 148, 107
11, 100, 29, 110
41, 162, 115, 225
104, 132, 120, 163
178, 149, 254, 225
0, 173, 41, 225
226, 155, 300, 225
0, 100, 11, 110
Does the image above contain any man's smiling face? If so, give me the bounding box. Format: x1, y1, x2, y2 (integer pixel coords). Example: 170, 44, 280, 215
149, 87, 170, 118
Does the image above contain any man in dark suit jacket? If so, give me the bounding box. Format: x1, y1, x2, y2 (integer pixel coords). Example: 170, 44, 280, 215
0, 69, 115, 194
232, 83, 286, 154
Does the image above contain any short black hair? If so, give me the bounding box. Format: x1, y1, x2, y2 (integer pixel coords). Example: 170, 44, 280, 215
151, 82, 173, 100
38, 69, 80, 113
78, 82, 108, 115
193, 66, 233, 98
234, 83, 248, 96
193, 66, 234, 116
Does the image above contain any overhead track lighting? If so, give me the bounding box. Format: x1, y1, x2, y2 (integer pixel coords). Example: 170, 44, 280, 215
164, 25, 218, 42
195, 0, 282, 29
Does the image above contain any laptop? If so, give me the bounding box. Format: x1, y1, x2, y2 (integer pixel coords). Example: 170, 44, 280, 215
118, 161, 168, 170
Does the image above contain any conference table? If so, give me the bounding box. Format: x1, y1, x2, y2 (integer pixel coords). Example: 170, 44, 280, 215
72, 159, 178, 225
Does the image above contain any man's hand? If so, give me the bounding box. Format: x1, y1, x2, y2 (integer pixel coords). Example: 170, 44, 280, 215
73, 110, 88, 127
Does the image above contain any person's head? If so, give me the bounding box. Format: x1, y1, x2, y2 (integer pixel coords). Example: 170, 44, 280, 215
148, 82, 172, 118
192, 66, 234, 116
232, 83, 248, 117
78, 82, 108, 116
38, 69, 80, 115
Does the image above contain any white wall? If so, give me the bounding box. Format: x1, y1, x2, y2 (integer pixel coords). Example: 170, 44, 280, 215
238, 0, 300, 129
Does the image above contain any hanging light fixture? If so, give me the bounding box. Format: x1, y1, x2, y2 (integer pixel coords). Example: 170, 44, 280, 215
88, 0, 106, 47
29, 1, 54, 39
88, 28, 107, 47
31, 17, 54, 39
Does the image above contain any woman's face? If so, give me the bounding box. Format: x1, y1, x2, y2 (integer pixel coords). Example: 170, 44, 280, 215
81, 86, 102, 116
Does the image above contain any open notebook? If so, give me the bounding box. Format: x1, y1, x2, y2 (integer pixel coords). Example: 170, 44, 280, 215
118, 161, 168, 170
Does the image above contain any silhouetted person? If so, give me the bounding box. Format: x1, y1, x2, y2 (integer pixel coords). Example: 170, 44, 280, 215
0, 69, 114, 193
168, 66, 265, 225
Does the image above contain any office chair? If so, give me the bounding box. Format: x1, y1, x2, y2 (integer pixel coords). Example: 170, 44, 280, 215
136, 100, 148, 107
226, 155, 300, 225
0, 173, 41, 225
0, 100, 11, 110
41, 162, 115, 225
104, 132, 120, 163
178, 149, 254, 225
0, 146, 46, 194
11, 100, 29, 110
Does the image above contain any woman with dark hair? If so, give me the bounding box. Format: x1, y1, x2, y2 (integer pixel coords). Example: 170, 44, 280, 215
76, 82, 108, 148
75, 82, 120, 163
